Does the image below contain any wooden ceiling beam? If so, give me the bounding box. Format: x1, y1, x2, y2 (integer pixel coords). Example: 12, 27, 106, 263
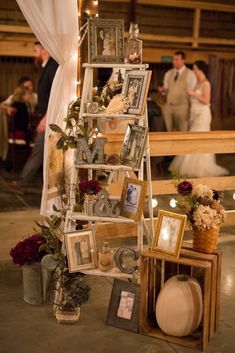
101, 0, 235, 13
0, 40, 34, 56
0, 24, 32, 33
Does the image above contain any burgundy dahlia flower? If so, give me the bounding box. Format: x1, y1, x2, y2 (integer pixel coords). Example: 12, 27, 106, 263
177, 181, 193, 196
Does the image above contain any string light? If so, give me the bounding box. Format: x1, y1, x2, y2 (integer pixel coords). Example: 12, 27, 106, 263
85, 9, 90, 15
94, 0, 98, 5
152, 198, 158, 208
233, 193, 235, 200
169, 198, 177, 208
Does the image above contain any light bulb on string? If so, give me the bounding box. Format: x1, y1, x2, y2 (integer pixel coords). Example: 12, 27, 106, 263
233, 193, 235, 200
152, 198, 158, 208
169, 198, 177, 208
93, 0, 98, 5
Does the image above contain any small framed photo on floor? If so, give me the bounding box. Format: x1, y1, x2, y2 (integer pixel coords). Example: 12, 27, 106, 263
88, 18, 124, 64
151, 210, 187, 258
122, 70, 152, 115
120, 124, 148, 170
106, 279, 140, 333
65, 229, 97, 273
120, 177, 147, 222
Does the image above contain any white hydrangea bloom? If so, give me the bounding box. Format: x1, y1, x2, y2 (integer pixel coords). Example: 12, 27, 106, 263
193, 205, 220, 230
193, 184, 214, 200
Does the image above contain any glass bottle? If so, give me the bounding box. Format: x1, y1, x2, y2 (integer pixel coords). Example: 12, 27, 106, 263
125, 23, 143, 64
98, 241, 113, 272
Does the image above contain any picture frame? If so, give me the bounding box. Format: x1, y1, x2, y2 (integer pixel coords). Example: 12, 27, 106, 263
120, 124, 148, 170
151, 210, 187, 258
88, 18, 124, 64
65, 229, 97, 273
121, 70, 152, 115
120, 177, 147, 221
106, 279, 140, 333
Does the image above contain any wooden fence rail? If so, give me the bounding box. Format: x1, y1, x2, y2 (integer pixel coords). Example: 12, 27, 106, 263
95, 131, 235, 240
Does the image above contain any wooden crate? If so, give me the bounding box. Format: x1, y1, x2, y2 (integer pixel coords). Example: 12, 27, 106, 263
181, 242, 222, 336
139, 250, 212, 350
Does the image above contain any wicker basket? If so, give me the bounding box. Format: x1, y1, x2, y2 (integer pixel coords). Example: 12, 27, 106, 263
192, 227, 219, 254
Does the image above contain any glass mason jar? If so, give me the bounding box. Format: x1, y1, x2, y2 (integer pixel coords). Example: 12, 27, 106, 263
125, 23, 143, 64
98, 241, 114, 271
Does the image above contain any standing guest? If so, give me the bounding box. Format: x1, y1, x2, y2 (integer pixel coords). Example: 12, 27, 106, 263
9, 42, 58, 194
169, 60, 229, 177
160, 51, 197, 131
3, 76, 37, 114
9, 87, 32, 142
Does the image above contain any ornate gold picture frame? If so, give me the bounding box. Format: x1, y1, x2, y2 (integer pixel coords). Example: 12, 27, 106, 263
120, 177, 147, 221
151, 210, 187, 258
65, 229, 97, 273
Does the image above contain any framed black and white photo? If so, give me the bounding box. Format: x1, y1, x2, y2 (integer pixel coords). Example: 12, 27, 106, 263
122, 70, 152, 115
120, 177, 147, 221
65, 229, 97, 272
120, 124, 148, 169
88, 19, 124, 64
106, 279, 140, 333
151, 210, 187, 257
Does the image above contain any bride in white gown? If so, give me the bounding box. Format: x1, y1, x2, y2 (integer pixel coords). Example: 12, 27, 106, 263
169, 60, 229, 178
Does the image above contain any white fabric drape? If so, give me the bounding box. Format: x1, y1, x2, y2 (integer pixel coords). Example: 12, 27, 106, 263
16, 0, 78, 215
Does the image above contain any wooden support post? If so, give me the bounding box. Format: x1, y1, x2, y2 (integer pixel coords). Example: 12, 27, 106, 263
77, 0, 98, 96
192, 8, 201, 48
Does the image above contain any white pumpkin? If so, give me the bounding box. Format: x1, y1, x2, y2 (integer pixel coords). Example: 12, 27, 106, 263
156, 275, 203, 337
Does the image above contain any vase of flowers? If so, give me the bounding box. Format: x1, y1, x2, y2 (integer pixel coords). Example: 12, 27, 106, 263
78, 179, 101, 216
55, 272, 90, 324
176, 181, 226, 253
10, 234, 46, 304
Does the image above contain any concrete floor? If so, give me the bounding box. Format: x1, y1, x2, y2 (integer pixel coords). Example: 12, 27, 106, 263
0, 152, 235, 352
1, 209, 235, 353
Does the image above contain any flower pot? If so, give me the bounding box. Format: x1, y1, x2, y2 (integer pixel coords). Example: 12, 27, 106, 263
56, 303, 80, 324
23, 262, 44, 305
23, 261, 55, 305
192, 226, 219, 254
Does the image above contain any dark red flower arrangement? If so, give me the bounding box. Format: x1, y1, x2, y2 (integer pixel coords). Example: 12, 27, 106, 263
78, 179, 101, 195
177, 181, 193, 196
10, 234, 46, 266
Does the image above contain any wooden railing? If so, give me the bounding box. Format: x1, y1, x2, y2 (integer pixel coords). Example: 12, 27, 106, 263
95, 131, 235, 239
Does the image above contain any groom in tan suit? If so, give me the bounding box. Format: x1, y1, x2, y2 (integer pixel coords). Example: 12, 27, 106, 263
162, 51, 197, 131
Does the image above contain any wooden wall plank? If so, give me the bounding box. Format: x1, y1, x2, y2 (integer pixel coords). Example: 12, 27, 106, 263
103, 131, 235, 156
95, 211, 235, 240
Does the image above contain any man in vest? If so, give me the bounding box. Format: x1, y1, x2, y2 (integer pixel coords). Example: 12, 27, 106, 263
161, 51, 197, 131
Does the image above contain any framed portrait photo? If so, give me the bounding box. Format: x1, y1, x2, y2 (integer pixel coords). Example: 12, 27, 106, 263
106, 279, 140, 333
151, 210, 187, 258
120, 124, 148, 170
88, 19, 124, 64
120, 177, 147, 221
122, 70, 152, 115
65, 229, 97, 273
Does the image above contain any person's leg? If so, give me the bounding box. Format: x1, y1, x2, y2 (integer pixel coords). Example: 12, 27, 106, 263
173, 104, 190, 131
17, 132, 45, 187
162, 104, 173, 131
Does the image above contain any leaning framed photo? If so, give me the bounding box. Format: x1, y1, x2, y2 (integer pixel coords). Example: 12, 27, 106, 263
106, 279, 140, 333
122, 70, 152, 115
65, 229, 97, 273
120, 177, 147, 221
88, 18, 124, 64
151, 210, 187, 258
120, 124, 148, 169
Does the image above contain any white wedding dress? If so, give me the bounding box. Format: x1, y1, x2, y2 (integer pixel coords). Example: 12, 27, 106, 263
169, 82, 229, 178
